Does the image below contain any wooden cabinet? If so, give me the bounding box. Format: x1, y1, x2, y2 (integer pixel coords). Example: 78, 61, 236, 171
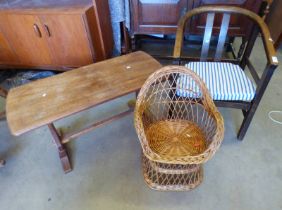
265, 0, 282, 49
131, 0, 264, 36
0, 26, 18, 64
40, 14, 93, 66
0, 1, 113, 70
0, 14, 53, 66
191, 0, 263, 36
131, 0, 193, 34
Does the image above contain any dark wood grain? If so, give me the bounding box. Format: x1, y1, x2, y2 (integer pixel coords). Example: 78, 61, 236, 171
173, 6, 278, 65
90, 0, 113, 60
246, 57, 260, 85
127, 0, 264, 55
130, 0, 263, 35
265, 0, 282, 50
131, 0, 192, 34
190, 0, 263, 36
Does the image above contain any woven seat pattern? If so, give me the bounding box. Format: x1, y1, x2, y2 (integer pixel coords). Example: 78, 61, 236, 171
134, 66, 224, 190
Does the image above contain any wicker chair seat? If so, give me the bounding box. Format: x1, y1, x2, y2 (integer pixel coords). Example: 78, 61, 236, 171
146, 120, 207, 157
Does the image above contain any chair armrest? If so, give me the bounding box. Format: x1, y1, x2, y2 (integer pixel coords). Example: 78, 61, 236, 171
258, 19, 279, 66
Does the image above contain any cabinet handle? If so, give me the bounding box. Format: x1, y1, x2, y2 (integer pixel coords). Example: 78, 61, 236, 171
44, 24, 51, 37
33, 24, 42, 38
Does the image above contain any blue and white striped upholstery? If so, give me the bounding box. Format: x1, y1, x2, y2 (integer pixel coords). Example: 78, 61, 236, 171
176, 62, 256, 101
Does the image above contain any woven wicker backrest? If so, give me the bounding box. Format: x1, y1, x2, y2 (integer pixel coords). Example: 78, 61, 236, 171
135, 66, 224, 164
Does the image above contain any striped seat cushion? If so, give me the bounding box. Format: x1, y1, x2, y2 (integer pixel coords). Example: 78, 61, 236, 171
176, 62, 256, 101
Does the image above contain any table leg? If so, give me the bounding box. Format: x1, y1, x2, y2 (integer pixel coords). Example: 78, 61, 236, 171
0, 159, 5, 167
0, 86, 7, 120
135, 90, 140, 98
0, 86, 7, 98
127, 90, 139, 110
48, 123, 72, 173
0, 86, 7, 167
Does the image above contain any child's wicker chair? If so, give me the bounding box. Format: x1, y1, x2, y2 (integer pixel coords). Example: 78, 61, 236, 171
134, 65, 224, 191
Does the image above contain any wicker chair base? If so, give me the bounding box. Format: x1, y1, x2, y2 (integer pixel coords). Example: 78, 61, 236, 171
142, 154, 203, 191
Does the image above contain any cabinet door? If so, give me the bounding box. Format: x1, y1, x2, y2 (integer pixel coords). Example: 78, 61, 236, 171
0, 14, 52, 66
40, 14, 93, 67
191, 0, 264, 36
132, 0, 192, 34
0, 27, 18, 64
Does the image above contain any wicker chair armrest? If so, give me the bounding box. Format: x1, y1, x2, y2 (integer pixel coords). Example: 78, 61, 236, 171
208, 110, 225, 158
134, 106, 161, 159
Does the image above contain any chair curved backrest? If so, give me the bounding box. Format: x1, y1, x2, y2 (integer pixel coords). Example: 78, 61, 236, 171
134, 66, 224, 164
173, 6, 278, 65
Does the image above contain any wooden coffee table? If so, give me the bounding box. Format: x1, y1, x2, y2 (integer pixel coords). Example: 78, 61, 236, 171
6, 51, 161, 173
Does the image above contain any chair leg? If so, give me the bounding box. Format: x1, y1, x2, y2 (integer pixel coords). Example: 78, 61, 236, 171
237, 105, 257, 140
48, 123, 72, 173
238, 64, 277, 140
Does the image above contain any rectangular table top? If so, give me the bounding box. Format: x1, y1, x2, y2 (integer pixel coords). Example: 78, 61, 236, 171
6, 51, 162, 136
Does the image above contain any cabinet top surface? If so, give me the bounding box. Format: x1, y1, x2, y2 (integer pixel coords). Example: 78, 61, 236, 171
0, 0, 92, 13
6, 51, 162, 136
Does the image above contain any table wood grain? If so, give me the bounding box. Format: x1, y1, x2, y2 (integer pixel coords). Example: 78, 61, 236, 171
6, 51, 162, 136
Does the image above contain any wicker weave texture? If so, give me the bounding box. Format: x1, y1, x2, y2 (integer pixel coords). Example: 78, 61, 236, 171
134, 66, 224, 191
142, 154, 203, 191
134, 66, 224, 165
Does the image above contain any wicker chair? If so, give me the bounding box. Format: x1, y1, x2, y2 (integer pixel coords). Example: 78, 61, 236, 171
134, 65, 224, 191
